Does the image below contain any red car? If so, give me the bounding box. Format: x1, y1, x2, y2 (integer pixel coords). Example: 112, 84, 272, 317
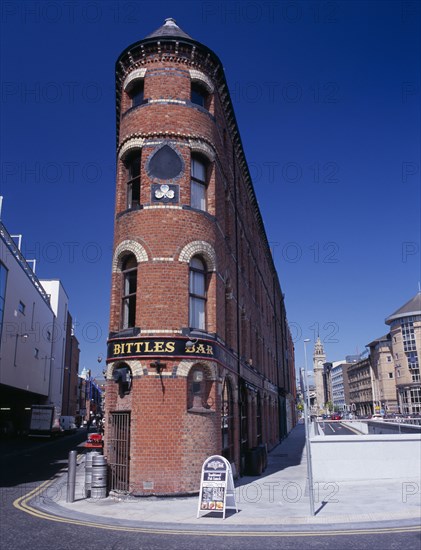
330, 413, 342, 420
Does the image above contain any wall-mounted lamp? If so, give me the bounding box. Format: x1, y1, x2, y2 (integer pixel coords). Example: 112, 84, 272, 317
150, 359, 166, 374
185, 338, 198, 350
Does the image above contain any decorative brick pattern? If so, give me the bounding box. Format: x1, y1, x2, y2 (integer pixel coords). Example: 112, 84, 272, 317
178, 240, 217, 271
112, 240, 148, 272
123, 68, 147, 90
118, 138, 145, 160
189, 69, 215, 93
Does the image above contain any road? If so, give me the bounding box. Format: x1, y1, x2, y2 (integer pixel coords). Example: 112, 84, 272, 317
320, 421, 357, 436
1, 433, 419, 550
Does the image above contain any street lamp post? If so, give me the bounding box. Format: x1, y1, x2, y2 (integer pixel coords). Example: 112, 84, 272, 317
303, 338, 315, 516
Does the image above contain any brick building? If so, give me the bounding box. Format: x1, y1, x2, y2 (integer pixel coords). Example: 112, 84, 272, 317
104, 19, 296, 495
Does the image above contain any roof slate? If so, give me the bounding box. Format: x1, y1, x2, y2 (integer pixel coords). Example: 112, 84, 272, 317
144, 18, 193, 40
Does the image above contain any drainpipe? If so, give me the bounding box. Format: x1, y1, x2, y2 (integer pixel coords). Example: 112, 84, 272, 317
232, 146, 242, 473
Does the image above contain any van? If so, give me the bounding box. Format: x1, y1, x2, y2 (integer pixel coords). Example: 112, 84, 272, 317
59, 416, 77, 433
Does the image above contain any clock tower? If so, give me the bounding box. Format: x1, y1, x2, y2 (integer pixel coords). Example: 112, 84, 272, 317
313, 337, 326, 410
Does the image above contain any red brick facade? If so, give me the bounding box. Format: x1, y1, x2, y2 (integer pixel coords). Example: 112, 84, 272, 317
104, 19, 296, 496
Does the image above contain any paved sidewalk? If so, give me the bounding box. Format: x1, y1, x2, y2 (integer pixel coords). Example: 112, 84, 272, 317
30, 423, 421, 532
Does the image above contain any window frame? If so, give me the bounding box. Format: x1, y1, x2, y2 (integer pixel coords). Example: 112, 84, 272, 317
121, 254, 138, 330
125, 152, 141, 210
190, 155, 207, 211
128, 80, 145, 108
188, 256, 207, 330
191, 82, 208, 108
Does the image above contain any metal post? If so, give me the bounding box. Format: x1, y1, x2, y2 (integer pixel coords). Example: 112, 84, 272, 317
303, 338, 315, 516
67, 450, 77, 503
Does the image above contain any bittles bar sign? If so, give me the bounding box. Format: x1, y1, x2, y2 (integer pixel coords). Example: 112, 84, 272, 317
107, 337, 216, 362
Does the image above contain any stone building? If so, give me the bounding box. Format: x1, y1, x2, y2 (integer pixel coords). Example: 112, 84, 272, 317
385, 292, 421, 414
366, 334, 398, 414
347, 356, 374, 417
104, 19, 296, 495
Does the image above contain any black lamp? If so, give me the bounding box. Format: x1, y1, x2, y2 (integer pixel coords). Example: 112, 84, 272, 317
150, 359, 166, 374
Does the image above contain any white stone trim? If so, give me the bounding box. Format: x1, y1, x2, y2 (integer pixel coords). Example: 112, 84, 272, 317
176, 359, 218, 378
112, 240, 148, 272
123, 68, 147, 91
152, 257, 174, 262
141, 329, 182, 334
143, 205, 182, 210
189, 70, 214, 93
106, 359, 144, 378
119, 138, 145, 160
178, 241, 217, 271
188, 139, 215, 162
149, 99, 186, 105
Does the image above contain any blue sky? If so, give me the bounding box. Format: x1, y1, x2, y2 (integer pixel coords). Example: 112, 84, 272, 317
1, 0, 420, 379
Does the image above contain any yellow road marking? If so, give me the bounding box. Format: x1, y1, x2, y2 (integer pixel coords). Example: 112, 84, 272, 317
13, 479, 421, 538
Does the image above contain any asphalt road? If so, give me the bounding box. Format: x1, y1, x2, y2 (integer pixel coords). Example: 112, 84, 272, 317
1, 433, 419, 550
320, 422, 357, 435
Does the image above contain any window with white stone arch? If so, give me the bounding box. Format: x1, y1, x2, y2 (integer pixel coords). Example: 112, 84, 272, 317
189, 256, 207, 330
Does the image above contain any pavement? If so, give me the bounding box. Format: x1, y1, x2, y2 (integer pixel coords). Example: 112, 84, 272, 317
26, 423, 421, 533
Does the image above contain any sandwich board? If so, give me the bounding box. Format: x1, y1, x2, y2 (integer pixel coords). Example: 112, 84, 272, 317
197, 455, 237, 519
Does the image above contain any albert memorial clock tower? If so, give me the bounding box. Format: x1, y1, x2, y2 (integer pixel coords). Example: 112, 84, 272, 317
313, 337, 326, 410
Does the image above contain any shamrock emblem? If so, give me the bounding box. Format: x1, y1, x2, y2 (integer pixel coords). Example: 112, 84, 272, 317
155, 184, 175, 200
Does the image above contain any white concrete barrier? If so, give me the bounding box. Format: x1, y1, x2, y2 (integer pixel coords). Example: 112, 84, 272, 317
310, 433, 421, 481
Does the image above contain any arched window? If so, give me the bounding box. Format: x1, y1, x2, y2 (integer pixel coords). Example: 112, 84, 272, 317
187, 366, 213, 411
221, 377, 234, 462
191, 82, 208, 108
121, 254, 137, 329
128, 80, 145, 108
189, 256, 206, 330
125, 152, 141, 210
191, 155, 207, 211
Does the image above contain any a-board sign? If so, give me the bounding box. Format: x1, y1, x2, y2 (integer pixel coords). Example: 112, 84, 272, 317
197, 455, 237, 520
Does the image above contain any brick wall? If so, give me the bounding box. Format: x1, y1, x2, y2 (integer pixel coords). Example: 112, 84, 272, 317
104, 27, 295, 495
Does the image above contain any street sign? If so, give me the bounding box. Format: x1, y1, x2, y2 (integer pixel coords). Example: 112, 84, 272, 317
197, 455, 237, 520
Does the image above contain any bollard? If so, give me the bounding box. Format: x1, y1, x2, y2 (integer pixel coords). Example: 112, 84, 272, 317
85, 451, 100, 498
66, 450, 77, 503
91, 455, 108, 499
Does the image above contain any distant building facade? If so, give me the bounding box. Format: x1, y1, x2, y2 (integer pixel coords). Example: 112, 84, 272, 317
329, 361, 349, 411
367, 334, 398, 414
386, 292, 421, 414
347, 356, 373, 416
0, 216, 78, 435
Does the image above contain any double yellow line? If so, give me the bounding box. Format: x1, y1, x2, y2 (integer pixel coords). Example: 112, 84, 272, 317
13, 479, 421, 538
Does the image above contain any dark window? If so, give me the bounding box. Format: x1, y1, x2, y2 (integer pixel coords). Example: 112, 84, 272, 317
191, 83, 208, 108
222, 378, 234, 462
191, 155, 207, 211
256, 392, 262, 445
121, 254, 137, 329
18, 301, 25, 315
189, 256, 206, 330
125, 153, 141, 209
148, 144, 183, 180
130, 81, 144, 107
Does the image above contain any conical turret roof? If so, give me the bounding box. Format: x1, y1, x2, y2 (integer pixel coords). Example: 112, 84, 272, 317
144, 18, 193, 40
385, 291, 421, 324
